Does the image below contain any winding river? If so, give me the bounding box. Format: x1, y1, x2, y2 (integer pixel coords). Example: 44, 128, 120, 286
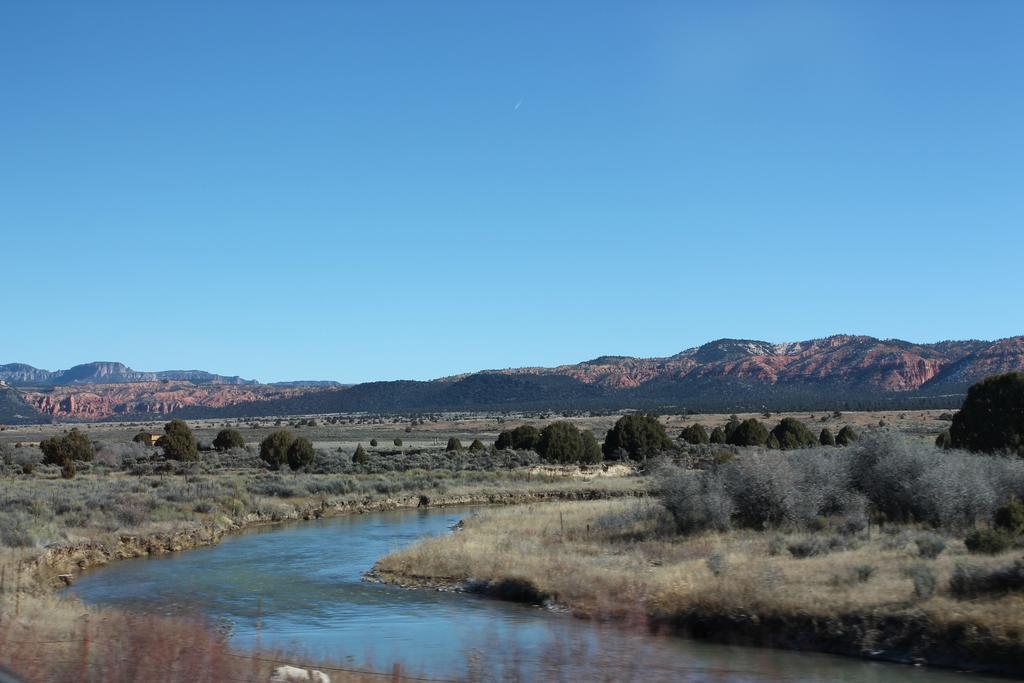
69, 507, 1004, 682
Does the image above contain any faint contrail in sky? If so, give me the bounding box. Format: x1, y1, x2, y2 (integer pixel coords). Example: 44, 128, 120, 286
514, 98, 523, 111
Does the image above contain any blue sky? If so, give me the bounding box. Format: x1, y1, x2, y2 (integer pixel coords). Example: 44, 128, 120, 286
2, 1, 1022, 383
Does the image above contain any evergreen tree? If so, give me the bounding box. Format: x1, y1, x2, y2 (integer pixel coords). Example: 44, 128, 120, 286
495, 425, 541, 451
537, 421, 584, 463
769, 418, 816, 449
723, 415, 742, 442
41, 429, 95, 466
709, 427, 726, 444
836, 425, 858, 446
580, 430, 602, 464
352, 444, 368, 464
950, 372, 1024, 455
287, 437, 315, 470
679, 424, 710, 445
446, 437, 463, 452
260, 429, 295, 470
819, 428, 835, 446
602, 414, 672, 460
213, 428, 245, 452
469, 438, 486, 452
157, 420, 198, 461
726, 418, 769, 447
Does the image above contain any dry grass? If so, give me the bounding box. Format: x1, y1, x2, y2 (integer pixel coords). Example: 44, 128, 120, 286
0, 468, 647, 681
0, 582, 683, 683
376, 499, 1024, 661
0, 592, 446, 682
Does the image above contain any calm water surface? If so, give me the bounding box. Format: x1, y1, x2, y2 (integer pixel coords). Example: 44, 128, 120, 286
69, 507, 1004, 682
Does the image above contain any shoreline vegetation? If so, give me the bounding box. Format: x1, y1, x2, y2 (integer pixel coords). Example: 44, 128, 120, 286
372, 497, 1024, 677
0, 452, 644, 682
371, 404, 1024, 678
3, 387, 1024, 680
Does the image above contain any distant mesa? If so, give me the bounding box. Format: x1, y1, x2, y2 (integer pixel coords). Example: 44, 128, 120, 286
1, 334, 1022, 423
0, 361, 257, 387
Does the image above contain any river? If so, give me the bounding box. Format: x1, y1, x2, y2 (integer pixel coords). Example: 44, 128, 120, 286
69, 506, 1004, 682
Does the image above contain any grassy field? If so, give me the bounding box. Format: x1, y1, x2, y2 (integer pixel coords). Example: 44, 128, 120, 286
374, 433, 1024, 676
375, 498, 1024, 673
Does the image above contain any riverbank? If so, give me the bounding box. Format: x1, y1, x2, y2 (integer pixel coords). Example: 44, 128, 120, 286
372, 499, 1024, 678
2, 465, 643, 590
0, 467, 645, 682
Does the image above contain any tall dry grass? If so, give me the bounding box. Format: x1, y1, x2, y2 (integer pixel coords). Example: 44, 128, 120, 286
375, 498, 1024, 641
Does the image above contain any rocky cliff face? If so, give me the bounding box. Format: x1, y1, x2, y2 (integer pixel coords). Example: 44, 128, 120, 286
497, 335, 1020, 393
22, 382, 308, 420
5, 335, 1023, 421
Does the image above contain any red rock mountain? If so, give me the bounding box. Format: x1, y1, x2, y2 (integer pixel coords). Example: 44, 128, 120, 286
496, 335, 1020, 393
3, 335, 1023, 421
21, 382, 309, 421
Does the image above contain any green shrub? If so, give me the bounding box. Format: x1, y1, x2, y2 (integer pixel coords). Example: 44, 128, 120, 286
679, 424, 709, 445
726, 418, 769, 447
769, 418, 817, 449
157, 420, 198, 461
964, 528, 1015, 554
132, 431, 153, 446
935, 430, 952, 449
537, 421, 583, 463
723, 415, 741, 442
394, 438, 403, 447
41, 429, 95, 465
495, 425, 540, 451
61, 459, 76, 479
602, 414, 672, 460
213, 428, 245, 452
260, 429, 295, 470
580, 430, 602, 464
950, 372, 1024, 455
835, 425, 858, 446
819, 428, 835, 446
287, 437, 315, 470
370, 439, 378, 447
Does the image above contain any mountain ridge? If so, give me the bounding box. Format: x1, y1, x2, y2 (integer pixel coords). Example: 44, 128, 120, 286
2, 335, 1022, 423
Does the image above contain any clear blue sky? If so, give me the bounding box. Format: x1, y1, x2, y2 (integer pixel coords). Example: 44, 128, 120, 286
2, 2, 1022, 383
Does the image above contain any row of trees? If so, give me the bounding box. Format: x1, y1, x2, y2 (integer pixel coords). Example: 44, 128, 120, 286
679, 417, 858, 449
494, 422, 602, 463
36, 372, 1024, 481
